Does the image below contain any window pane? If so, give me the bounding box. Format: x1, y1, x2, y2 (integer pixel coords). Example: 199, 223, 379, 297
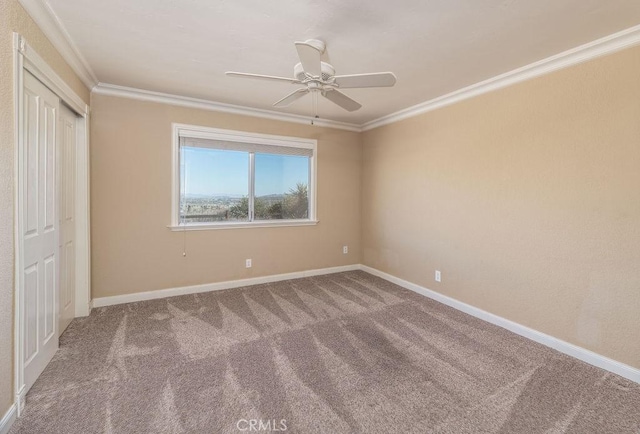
180, 147, 249, 223
254, 153, 310, 220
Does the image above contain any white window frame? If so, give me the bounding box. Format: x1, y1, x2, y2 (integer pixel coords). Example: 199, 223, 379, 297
169, 123, 318, 230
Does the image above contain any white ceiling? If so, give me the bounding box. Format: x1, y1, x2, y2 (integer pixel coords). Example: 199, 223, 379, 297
47, 0, 640, 124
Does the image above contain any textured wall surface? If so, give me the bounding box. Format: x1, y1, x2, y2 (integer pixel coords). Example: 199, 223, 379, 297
0, 0, 89, 417
362, 46, 640, 369
2, 0, 640, 422
90, 94, 362, 298
0, 0, 14, 416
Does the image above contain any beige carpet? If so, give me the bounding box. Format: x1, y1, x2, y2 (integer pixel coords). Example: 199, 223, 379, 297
10, 271, 640, 433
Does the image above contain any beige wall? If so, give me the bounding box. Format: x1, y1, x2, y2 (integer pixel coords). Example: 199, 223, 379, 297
90, 94, 362, 298
1, 3, 638, 420
0, 0, 90, 418
362, 46, 640, 369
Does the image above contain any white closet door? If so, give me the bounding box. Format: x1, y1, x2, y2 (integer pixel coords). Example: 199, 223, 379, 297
58, 104, 77, 335
22, 71, 60, 393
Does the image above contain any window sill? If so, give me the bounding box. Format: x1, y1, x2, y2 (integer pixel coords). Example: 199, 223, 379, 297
167, 219, 319, 231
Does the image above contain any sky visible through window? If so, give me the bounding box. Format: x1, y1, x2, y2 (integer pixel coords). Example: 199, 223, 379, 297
182, 147, 309, 197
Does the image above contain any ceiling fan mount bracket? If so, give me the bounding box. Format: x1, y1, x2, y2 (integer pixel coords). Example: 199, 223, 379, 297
303, 39, 326, 54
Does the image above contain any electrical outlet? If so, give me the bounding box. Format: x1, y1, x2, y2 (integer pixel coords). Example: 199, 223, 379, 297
435, 270, 441, 282
343, 245, 349, 254
246, 259, 252, 268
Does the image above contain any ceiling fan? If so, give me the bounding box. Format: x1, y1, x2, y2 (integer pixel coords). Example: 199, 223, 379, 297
226, 39, 396, 113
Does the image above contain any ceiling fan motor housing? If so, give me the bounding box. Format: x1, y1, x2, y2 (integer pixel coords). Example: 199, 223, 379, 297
294, 62, 335, 82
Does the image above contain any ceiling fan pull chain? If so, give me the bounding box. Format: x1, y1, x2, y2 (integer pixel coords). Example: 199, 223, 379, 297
313, 91, 318, 120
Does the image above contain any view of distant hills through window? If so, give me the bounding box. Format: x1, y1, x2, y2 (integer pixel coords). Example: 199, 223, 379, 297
180, 147, 310, 223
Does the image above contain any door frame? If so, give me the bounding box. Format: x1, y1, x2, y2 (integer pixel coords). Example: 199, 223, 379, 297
13, 33, 91, 415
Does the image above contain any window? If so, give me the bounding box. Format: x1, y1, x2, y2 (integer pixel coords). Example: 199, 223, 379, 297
171, 124, 317, 230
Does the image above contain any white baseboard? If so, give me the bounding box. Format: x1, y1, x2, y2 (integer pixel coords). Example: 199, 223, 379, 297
15, 384, 26, 417
360, 265, 640, 384
92, 264, 361, 308
90, 262, 639, 384
0, 404, 16, 434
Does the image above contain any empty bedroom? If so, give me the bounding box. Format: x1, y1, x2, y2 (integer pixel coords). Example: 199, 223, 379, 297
1, 0, 639, 433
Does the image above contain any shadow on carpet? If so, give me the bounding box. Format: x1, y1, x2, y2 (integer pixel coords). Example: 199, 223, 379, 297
10, 271, 640, 433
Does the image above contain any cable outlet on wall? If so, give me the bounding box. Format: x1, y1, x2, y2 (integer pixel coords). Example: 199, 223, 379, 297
435, 270, 441, 282
343, 245, 349, 254
246, 259, 252, 268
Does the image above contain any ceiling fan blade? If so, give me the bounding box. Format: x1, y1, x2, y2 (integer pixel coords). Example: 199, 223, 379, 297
322, 90, 362, 112
333, 72, 397, 88
226, 71, 300, 84
294, 41, 322, 77
273, 88, 309, 107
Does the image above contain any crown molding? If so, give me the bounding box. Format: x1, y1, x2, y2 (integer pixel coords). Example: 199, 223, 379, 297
18, 0, 98, 90
361, 24, 640, 131
33, 3, 638, 133
95, 24, 640, 133
92, 83, 363, 132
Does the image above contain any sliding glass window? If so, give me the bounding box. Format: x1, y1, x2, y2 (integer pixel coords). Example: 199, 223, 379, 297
174, 125, 316, 229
